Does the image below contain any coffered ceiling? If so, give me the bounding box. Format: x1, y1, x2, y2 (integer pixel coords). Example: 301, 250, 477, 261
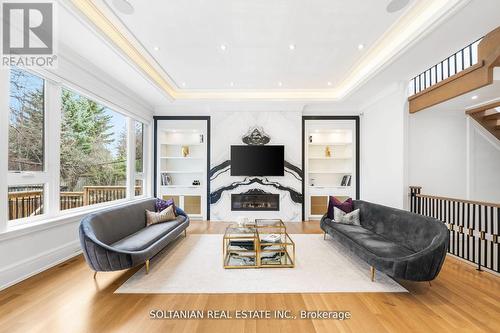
65, 0, 473, 102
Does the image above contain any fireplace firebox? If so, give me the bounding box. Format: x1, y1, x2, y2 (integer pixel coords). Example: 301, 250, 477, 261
231, 189, 279, 211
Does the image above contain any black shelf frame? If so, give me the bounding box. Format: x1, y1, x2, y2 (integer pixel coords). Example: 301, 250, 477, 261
301, 116, 360, 221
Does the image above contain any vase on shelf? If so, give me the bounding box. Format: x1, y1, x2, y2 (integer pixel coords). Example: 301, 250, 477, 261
325, 146, 331, 158
181, 146, 190, 157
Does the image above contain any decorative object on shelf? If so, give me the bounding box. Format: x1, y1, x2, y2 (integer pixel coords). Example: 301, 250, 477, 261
181, 145, 190, 157
242, 127, 270, 145
261, 233, 281, 243
161, 173, 172, 186
309, 135, 313, 143
310, 178, 315, 186
325, 146, 331, 158
236, 216, 249, 227
340, 175, 351, 186
192, 180, 200, 186
199, 134, 204, 143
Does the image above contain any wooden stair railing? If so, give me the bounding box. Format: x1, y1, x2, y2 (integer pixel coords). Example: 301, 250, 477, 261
466, 101, 500, 140
408, 25, 500, 113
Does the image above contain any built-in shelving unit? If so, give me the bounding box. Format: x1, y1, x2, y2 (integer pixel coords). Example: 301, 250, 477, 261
303, 118, 358, 220
155, 119, 209, 220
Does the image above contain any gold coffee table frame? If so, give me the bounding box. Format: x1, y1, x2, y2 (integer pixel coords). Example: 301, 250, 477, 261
223, 219, 295, 269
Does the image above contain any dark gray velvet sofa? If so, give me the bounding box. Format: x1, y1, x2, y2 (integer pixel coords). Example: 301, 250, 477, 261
79, 199, 189, 274
320, 200, 448, 282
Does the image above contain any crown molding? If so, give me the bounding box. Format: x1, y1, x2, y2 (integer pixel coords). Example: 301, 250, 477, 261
68, 0, 470, 101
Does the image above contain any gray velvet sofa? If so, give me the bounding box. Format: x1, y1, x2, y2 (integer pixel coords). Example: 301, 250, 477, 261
79, 199, 189, 274
320, 200, 448, 282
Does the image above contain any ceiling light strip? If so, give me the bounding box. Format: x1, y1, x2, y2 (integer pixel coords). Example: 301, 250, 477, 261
71, 0, 467, 101
71, 0, 177, 98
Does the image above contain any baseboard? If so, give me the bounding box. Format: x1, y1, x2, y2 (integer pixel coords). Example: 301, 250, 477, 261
0, 240, 82, 291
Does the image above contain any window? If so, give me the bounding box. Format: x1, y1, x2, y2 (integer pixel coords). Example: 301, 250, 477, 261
9, 68, 45, 172
135, 121, 144, 196
60, 89, 127, 210
7, 69, 47, 222
3, 67, 149, 227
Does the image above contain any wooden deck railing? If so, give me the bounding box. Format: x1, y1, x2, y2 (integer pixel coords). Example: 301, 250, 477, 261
409, 186, 499, 273
8, 190, 44, 220
9, 186, 143, 220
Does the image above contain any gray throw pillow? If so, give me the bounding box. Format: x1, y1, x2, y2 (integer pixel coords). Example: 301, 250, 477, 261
333, 206, 360, 225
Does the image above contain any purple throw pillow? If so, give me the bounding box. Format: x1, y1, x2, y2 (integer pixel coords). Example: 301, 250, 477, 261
155, 198, 176, 214
327, 196, 353, 219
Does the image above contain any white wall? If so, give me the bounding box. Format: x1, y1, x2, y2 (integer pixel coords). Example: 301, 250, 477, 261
359, 84, 408, 209
0, 54, 154, 290
408, 108, 467, 198
409, 107, 500, 202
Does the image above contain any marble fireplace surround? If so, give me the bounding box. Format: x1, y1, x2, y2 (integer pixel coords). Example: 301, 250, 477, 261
209, 111, 303, 222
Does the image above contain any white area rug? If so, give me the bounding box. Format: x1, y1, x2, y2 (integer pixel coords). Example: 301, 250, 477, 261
116, 234, 407, 294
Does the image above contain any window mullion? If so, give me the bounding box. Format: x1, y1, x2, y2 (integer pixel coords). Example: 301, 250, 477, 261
126, 118, 135, 199
45, 81, 62, 217
0, 69, 9, 232
144, 123, 152, 197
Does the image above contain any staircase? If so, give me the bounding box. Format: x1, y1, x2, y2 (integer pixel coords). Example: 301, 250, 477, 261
466, 102, 500, 140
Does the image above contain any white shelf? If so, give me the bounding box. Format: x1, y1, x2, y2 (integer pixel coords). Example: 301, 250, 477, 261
308, 157, 352, 160
160, 156, 203, 159
309, 185, 352, 189
308, 142, 352, 146
161, 143, 203, 146
308, 171, 352, 174
160, 170, 204, 174
160, 185, 202, 189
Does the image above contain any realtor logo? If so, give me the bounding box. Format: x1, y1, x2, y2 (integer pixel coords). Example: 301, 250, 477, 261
2, 1, 57, 67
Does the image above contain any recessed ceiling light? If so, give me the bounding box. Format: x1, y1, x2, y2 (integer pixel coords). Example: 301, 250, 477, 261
153, 46, 160, 51
181, 82, 186, 87
386, 0, 410, 13
111, 0, 134, 15
277, 81, 283, 87
358, 44, 365, 50
220, 44, 227, 51
230, 82, 234, 87
327, 82, 332, 86
289, 44, 296, 50
471, 95, 478, 100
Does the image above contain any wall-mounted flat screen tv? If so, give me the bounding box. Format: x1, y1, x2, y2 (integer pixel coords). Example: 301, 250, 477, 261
231, 145, 284, 176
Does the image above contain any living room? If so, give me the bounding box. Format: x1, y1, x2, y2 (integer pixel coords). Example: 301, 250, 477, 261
0, 0, 499, 332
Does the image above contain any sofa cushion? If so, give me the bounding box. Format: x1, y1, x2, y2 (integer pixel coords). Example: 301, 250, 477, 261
333, 207, 360, 225
329, 222, 415, 258
111, 216, 185, 251
327, 196, 353, 219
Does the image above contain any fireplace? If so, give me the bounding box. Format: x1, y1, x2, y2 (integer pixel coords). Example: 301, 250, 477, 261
231, 189, 280, 211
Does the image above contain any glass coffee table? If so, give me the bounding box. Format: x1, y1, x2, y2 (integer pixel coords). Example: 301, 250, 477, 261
223, 219, 295, 269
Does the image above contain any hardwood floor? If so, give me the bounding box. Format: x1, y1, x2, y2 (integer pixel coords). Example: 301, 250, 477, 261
1, 221, 499, 333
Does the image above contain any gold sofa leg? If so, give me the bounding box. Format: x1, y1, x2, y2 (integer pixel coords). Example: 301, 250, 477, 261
184, 229, 187, 237
370, 266, 375, 282
145, 259, 150, 274
323, 232, 327, 240
93, 271, 97, 279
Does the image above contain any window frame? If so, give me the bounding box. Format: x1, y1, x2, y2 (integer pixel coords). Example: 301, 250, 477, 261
6, 68, 51, 226
2, 67, 151, 230
134, 120, 145, 197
